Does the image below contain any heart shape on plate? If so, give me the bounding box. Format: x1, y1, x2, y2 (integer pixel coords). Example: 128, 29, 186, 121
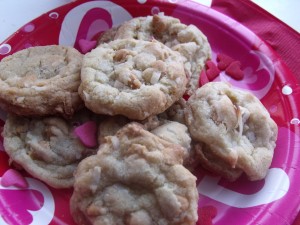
205, 60, 220, 81
0, 189, 44, 224
216, 53, 235, 70
1, 169, 28, 188
225, 61, 244, 80
78, 39, 97, 54
74, 121, 98, 148
197, 205, 217, 225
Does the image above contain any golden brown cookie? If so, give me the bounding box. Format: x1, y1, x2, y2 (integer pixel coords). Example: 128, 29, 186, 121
112, 15, 212, 95
150, 120, 192, 164
71, 123, 198, 225
185, 82, 278, 181
0, 45, 83, 118
3, 109, 99, 188
193, 142, 243, 181
79, 39, 187, 120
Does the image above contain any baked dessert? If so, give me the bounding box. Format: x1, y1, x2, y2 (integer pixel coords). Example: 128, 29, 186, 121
79, 39, 187, 120
0, 45, 83, 118
185, 82, 278, 181
3, 109, 99, 188
71, 123, 198, 225
99, 14, 212, 95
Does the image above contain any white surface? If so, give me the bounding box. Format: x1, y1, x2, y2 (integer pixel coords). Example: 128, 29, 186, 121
252, 0, 300, 32
0, 0, 73, 43
0, 0, 299, 43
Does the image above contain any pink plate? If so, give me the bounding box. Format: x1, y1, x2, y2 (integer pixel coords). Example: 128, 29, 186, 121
0, 0, 299, 224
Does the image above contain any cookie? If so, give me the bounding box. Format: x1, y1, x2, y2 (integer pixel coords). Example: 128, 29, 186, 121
97, 115, 130, 144
150, 120, 191, 164
113, 14, 212, 95
79, 39, 187, 120
97, 26, 119, 45
162, 98, 187, 124
70, 123, 198, 225
185, 82, 278, 181
2, 109, 99, 188
0, 45, 83, 118
97, 115, 193, 169
193, 142, 243, 181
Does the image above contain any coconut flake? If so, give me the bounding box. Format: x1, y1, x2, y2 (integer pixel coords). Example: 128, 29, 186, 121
31, 86, 47, 91
150, 71, 161, 84
16, 97, 25, 103
83, 91, 90, 101
175, 77, 182, 84
235, 105, 250, 139
111, 136, 120, 150
89, 166, 101, 193
114, 80, 125, 89
92, 166, 101, 183
238, 111, 243, 139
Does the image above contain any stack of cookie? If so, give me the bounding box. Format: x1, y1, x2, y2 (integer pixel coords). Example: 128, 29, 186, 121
0, 14, 278, 225
71, 15, 213, 224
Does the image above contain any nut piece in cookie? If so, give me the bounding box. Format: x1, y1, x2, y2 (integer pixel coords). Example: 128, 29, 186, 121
112, 15, 212, 95
79, 39, 187, 120
71, 123, 198, 225
185, 82, 278, 181
0, 45, 83, 118
3, 109, 99, 188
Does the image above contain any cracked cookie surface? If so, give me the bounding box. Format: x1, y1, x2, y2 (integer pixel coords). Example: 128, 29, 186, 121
3, 109, 98, 188
185, 82, 278, 181
105, 15, 212, 95
0, 45, 83, 118
71, 123, 198, 225
79, 39, 187, 120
